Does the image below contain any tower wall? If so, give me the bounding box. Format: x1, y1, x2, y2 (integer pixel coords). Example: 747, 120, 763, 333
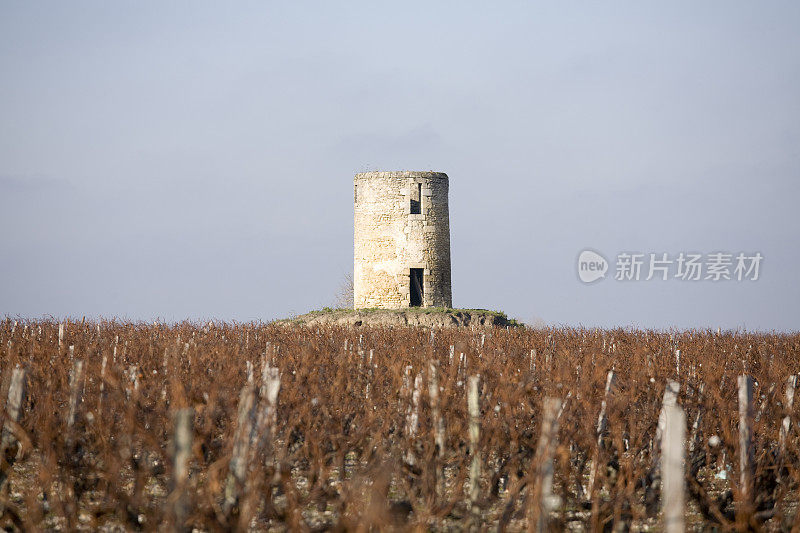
354, 171, 452, 309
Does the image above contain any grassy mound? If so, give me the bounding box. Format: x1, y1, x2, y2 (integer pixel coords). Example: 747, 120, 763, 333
280, 307, 522, 328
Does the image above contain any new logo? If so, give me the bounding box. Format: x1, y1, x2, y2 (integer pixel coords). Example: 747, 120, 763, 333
578, 250, 608, 283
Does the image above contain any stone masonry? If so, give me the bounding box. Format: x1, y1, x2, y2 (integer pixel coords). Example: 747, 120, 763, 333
353, 171, 452, 309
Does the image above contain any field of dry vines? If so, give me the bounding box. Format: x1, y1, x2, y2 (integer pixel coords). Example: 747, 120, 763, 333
0, 319, 798, 531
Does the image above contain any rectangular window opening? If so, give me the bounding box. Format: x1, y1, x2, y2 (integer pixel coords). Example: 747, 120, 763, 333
354, 184, 358, 204
410, 268, 424, 307
410, 183, 421, 214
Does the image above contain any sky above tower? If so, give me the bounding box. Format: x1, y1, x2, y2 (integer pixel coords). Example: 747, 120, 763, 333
1, 2, 799, 330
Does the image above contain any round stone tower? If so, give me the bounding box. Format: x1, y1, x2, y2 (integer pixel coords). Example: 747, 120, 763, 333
354, 171, 452, 309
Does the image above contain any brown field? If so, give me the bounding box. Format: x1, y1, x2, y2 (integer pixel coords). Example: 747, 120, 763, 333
0, 319, 798, 531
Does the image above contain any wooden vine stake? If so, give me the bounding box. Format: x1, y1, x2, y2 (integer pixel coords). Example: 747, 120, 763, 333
661, 404, 686, 533
400, 365, 412, 411
406, 373, 422, 465
588, 370, 617, 496
688, 384, 706, 455
0, 365, 27, 454
647, 378, 681, 513
224, 383, 256, 516
171, 408, 193, 533
779, 375, 797, 455
239, 364, 282, 526
737, 375, 754, 513
428, 360, 446, 456
97, 354, 108, 414
656, 380, 681, 446
428, 359, 446, 498
530, 397, 561, 533
161, 348, 170, 402
256, 366, 281, 461
0, 366, 27, 490
67, 359, 84, 429
246, 360, 254, 384
365, 349, 373, 400
467, 375, 481, 524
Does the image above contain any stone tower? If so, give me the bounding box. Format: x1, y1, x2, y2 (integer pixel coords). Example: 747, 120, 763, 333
353, 171, 452, 309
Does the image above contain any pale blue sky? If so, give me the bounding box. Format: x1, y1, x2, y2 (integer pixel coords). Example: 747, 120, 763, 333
1, 2, 798, 330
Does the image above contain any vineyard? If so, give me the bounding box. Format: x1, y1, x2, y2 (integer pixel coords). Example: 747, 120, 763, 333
0, 319, 798, 531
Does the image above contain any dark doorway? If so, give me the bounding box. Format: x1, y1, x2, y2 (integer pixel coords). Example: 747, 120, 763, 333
410, 268, 424, 307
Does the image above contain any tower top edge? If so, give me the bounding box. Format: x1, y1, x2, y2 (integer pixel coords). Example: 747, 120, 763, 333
354, 171, 448, 179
